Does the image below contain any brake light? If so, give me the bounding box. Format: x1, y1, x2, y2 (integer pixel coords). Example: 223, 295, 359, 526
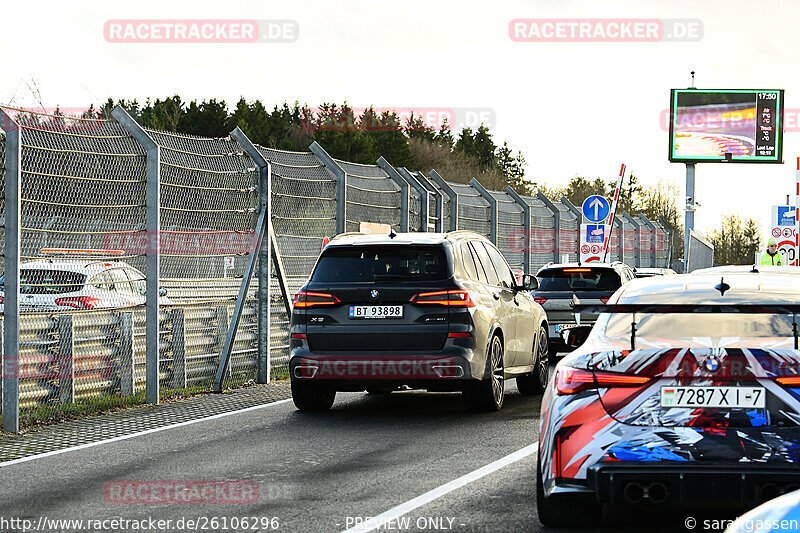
776, 376, 800, 386
556, 367, 651, 395
55, 296, 100, 309
0, 296, 4, 304
448, 332, 472, 338
534, 297, 547, 305
291, 333, 307, 339
410, 290, 475, 307
600, 297, 610, 304
293, 291, 340, 308
563, 268, 591, 273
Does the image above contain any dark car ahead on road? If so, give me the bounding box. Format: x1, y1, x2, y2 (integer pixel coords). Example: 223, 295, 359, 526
538, 271, 800, 526
533, 262, 635, 354
289, 231, 550, 412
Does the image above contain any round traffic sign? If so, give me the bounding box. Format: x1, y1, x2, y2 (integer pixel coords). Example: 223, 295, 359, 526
784, 228, 793, 238
591, 245, 600, 254
773, 228, 782, 238
582, 195, 611, 223
581, 244, 590, 254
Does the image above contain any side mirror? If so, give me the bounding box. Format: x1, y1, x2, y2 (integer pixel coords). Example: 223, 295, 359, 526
521, 274, 539, 291
560, 325, 592, 349
159, 287, 168, 297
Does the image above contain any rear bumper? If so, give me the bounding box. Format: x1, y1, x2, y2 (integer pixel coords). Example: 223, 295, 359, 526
588, 463, 800, 507
289, 345, 482, 390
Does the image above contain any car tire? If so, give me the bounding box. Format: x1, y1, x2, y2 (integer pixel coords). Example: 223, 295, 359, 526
463, 334, 504, 411
291, 381, 336, 411
517, 325, 549, 395
536, 460, 600, 527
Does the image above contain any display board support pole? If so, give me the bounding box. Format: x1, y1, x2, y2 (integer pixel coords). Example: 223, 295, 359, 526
795, 157, 799, 267
684, 163, 695, 273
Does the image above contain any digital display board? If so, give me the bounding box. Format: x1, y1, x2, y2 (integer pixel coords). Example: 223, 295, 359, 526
668, 89, 784, 163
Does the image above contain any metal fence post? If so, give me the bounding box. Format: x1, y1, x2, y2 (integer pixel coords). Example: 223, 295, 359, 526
428, 170, 458, 231
560, 197, 582, 222
1, 109, 20, 432
112, 106, 161, 405
231, 128, 272, 384
310, 142, 346, 234
395, 167, 430, 231
171, 308, 186, 389
622, 212, 641, 267
469, 179, 497, 244
119, 311, 134, 396
58, 314, 75, 405
537, 192, 560, 263
505, 187, 531, 273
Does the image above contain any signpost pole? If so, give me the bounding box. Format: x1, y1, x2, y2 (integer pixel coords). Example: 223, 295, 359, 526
684, 163, 696, 273
796, 157, 799, 266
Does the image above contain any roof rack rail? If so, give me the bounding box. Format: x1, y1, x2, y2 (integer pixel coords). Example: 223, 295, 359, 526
331, 232, 367, 240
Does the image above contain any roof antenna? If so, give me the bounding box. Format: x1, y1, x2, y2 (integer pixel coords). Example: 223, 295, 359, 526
715, 276, 730, 296
750, 265, 759, 273
388, 228, 397, 239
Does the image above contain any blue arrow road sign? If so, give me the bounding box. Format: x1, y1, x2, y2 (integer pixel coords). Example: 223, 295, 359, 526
582, 195, 610, 223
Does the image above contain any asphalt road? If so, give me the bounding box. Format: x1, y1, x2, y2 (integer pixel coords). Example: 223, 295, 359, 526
0, 373, 743, 533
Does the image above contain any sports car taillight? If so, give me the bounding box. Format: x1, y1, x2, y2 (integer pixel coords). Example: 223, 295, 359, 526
556, 367, 651, 395
776, 376, 800, 386
410, 290, 475, 307
600, 297, 610, 304
293, 291, 340, 308
55, 296, 100, 309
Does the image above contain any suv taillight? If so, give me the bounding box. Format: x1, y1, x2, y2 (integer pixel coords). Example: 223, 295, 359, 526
556, 367, 651, 395
410, 290, 475, 307
293, 291, 340, 308
534, 297, 547, 305
600, 297, 610, 304
55, 296, 100, 309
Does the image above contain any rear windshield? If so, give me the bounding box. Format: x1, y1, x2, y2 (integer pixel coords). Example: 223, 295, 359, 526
12, 269, 87, 294
311, 246, 449, 282
602, 313, 794, 343
537, 268, 621, 291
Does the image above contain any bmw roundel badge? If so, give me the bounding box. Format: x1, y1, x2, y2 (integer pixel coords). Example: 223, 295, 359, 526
704, 355, 720, 372
370, 290, 379, 299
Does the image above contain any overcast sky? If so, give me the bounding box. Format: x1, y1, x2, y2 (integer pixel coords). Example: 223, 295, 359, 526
2, 0, 798, 237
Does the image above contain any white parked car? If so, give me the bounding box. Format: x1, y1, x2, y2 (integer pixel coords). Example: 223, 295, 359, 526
0, 250, 165, 311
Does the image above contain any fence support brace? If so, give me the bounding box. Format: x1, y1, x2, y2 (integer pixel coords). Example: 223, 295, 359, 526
428, 170, 458, 231
395, 167, 431, 231
376, 157, 409, 232
112, 106, 161, 405
639, 214, 658, 268
658, 215, 674, 267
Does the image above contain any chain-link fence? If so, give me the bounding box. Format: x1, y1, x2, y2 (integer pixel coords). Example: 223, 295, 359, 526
0, 104, 674, 432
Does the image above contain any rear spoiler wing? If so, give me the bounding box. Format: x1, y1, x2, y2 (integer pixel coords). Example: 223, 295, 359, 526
571, 295, 800, 350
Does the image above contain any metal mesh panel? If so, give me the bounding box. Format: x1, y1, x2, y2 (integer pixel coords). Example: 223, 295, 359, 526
0, 135, 5, 275
491, 190, 524, 270
420, 173, 450, 231
556, 201, 578, 262
409, 187, 422, 232
142, 127, 259, 393
687, 231, 714, 272
622, 223, 637, 261
522, 195, 555, 271
638, 219, 654, 267
606, 222, 622, 263
449, 182, 491, 238
259, 147, 337, 279
337, 159, 401, 233
1, 107, 147, 423
654, 220, 671, 267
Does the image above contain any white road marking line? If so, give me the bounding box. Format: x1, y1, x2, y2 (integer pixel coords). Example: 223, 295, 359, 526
341, 442, 539, 533
0, 398, 293, 467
